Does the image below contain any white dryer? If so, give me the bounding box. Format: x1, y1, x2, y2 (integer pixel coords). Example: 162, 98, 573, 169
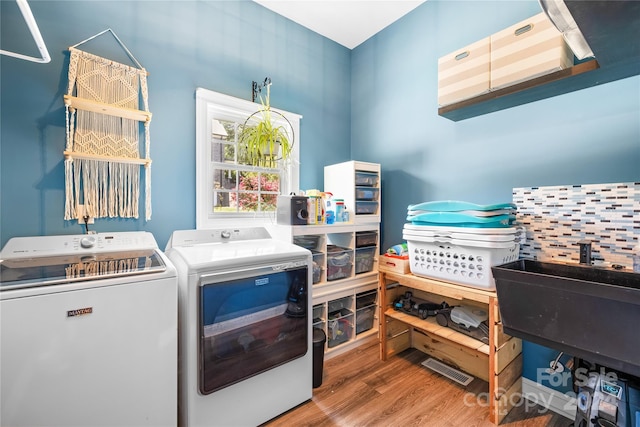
165, 227, 312, 427
0, 232, 178, 427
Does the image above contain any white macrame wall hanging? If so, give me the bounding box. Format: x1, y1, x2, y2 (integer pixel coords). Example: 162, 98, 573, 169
63, 29, 152, 221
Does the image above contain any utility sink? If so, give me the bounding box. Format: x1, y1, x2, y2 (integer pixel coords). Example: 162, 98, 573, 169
492, 259, 640, 377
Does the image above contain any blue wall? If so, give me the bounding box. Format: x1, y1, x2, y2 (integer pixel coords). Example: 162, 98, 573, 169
2, 0, 639, 396
0, 0, 351, 248
351, 0, 639, 392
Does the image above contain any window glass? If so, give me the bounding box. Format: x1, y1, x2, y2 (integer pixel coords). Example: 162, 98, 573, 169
195, 88, 300, 228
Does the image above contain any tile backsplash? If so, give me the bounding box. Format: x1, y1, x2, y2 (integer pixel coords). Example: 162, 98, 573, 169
513, 182, 639, 268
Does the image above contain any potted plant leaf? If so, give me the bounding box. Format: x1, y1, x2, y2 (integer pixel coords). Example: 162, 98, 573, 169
238, 83, 293, 168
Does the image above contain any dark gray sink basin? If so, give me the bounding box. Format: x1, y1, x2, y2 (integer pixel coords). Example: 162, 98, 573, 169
503, 259, 640, 289
492, 259, 640, 377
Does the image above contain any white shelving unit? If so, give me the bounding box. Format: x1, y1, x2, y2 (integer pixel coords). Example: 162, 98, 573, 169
324, 161, 381, 224
313, 284, 378, 356
270, 222, 380, 358
271, 160, 382, 358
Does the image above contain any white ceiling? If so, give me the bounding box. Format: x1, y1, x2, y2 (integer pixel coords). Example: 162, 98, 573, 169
253, 0, 426, 49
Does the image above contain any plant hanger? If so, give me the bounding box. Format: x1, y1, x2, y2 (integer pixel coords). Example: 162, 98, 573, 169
240, 79, 294, 167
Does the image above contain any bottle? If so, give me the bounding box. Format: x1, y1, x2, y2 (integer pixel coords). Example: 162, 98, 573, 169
633, 245, 640, 273
324, 192, 334, 225
307, 196, 318, 225
305, 189, 324, 224
342, 208, 350, 223
334, 199, 344, 222
325, 210, 335, 225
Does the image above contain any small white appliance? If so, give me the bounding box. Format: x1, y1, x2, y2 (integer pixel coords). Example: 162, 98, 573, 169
450, 306, 488, 329
165, 227, 312, 427
0, 232, 178, 427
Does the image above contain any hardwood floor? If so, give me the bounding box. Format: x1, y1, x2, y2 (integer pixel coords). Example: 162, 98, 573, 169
263, 340, 572, 427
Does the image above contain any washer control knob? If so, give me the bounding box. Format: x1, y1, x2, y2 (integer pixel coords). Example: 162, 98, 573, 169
221, 230, 231, 239
80, 236, 96, 248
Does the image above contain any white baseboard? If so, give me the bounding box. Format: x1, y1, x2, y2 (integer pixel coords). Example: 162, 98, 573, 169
521, 377, 577, 421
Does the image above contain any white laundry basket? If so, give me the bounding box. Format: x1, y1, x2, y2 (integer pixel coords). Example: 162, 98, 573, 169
403, 225, 521, 290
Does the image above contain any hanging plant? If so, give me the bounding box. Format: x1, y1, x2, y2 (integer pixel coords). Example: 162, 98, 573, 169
238, 83, 293, 168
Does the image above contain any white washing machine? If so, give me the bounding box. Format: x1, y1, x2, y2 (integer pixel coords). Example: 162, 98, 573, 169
0, 232, 178, 427
165, 227, 312, 427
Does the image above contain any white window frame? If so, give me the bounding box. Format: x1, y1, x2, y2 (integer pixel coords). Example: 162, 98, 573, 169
195, 87, 301, 229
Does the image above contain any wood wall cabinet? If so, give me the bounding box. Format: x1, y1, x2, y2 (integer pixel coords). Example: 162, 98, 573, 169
440, 1, 640, 121
379, 270, 522, 424
438, 59, 602, 121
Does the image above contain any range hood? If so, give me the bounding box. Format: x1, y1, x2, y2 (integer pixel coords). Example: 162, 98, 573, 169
539, 0, 593, 59
540, 0, 640, 67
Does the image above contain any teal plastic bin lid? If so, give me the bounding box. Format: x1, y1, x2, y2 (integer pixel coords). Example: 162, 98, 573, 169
408, 200, 516, 213
406, 212, 516, 228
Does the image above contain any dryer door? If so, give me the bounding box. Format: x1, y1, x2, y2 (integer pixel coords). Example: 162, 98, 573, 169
198, 262, 309, 394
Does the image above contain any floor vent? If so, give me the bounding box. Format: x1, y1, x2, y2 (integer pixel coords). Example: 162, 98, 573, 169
421, 358, 474, 386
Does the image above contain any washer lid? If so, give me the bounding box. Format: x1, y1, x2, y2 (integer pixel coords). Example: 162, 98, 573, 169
0, 232, 167, 291
0, 249, 167, 291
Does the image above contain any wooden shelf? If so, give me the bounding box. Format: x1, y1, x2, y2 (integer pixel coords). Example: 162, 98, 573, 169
379, 271, 522, 424
381, 271, 495, 304
64, 95, 152, 123
385, 308, 490, 355
64, 150, 151, 166
439, 59, 600, 121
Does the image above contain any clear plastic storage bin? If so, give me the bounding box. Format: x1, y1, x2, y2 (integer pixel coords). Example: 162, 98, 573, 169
327, 245, 353, 281
355, 247, 376, 274
293, 235, 321, 250
355, 231, 378, 248
327, 264, 352, 281
327, 308, 353, 348
312, 251, 324, 284
355, 187, 380, 201
313, 304, 325, 330
356, 305, 375, 334
328, 296, 352, 313
354, 171, 379, 187
355, 201, 378, 215
356, 289, 377, 309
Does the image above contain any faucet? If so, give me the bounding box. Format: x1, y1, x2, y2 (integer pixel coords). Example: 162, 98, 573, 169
578, 240, 592, 265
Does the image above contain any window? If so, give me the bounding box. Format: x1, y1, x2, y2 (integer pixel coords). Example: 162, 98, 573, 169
196, 88, 301, 229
